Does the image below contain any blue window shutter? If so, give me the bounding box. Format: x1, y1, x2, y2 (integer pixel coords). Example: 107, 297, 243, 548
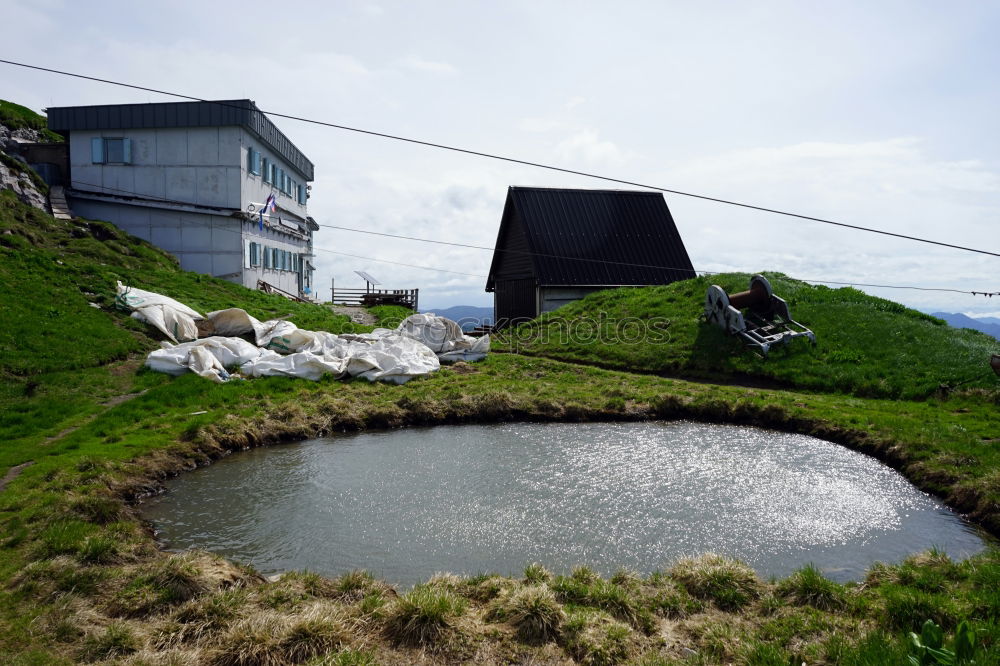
122, 138, 132, 164
262, 158, 269, 182
247, 148, 253, 173
91, 137, 105, 163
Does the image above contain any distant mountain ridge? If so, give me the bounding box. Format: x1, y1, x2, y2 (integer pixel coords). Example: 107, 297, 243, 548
423, 305, 494, 330
931, 312, 1000, 341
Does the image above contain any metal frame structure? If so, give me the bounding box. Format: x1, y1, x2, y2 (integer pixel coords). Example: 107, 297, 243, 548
704, 275, 815, 356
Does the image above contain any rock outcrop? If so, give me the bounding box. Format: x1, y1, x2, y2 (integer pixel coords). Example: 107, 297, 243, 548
0, 121, 51, 212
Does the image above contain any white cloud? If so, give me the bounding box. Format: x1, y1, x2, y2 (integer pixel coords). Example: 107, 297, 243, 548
396, 55, 459, 75
554, 129, 629, 167
518, 117, 570, 133
565, 96, 586, 110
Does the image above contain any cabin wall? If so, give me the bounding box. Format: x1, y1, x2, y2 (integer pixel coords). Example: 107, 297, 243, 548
539, 286, 608, 314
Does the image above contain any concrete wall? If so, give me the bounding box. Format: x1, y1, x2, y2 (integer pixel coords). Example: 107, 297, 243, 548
539, 286, 607, 314
67, 125, 315, 295
69, 127, 243, 208
238, 128, 309, 221
71, 198, 244, 280
240, 219, 311, 294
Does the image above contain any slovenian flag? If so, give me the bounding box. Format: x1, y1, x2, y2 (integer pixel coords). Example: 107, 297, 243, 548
259, 193, 277, 229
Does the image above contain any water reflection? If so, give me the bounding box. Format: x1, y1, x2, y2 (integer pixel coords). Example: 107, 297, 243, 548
142, 422, 986, 585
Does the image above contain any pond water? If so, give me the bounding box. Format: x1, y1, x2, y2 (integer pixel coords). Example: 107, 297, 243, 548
142, 422, 987, 585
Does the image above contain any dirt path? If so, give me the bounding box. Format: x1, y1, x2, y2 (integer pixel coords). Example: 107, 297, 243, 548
42, 389, 149, 446
331, 305, 376, 326
0, 461, 33, 492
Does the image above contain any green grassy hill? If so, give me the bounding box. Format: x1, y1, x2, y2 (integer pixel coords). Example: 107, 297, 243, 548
501, 274, 999, 399
0, 190, 358, 453
0, 99, 63, 142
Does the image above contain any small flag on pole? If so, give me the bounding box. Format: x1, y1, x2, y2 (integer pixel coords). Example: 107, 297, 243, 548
259, 193, 276, 230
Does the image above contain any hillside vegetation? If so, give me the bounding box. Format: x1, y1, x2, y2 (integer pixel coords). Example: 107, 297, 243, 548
0, 190, 358, 455
500, 275, 999, 399
0, 99, 63, 142
1, 192, 999, 664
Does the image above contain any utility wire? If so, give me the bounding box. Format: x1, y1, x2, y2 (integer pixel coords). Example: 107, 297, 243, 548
4, 57, 999, 259
61, 178, 1000, 295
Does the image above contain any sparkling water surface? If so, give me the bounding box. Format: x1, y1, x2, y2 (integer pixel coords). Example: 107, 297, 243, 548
141, 422, 987, 585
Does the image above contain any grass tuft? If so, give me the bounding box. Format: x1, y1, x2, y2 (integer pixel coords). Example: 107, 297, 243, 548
670, 554, 762, 611
385, 584, 467, 646
504, 585, 566, 642
280, 608, 350, 663
776, 564, 847, 610
80, 621, 138, 661
524, 562, 553, 584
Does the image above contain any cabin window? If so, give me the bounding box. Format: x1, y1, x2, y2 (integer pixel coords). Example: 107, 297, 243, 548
248, 242, 260, 267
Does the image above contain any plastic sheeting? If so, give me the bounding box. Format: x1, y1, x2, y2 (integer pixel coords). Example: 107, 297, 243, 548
397, 313, 490, 362
146, 331, 440, 384
132, 285, 488, 384
116, 281, 203, 343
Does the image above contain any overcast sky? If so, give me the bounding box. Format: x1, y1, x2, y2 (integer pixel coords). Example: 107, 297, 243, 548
4, 1, 999, 315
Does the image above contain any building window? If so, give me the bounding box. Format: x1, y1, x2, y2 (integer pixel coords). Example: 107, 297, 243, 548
262, 157, 271, 184
297, 184, 307, 205
270, 164, 277, 186
248, 148, 261, 175
249, 242, 260, 267
263, 246, 271, 269
91, 137, 132, 164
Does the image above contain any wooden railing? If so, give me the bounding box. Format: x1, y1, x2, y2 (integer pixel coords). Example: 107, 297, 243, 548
330, 287, 418, 311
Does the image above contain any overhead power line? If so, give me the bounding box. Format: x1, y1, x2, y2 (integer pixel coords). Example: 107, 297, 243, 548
59, 178, 1000, 295
3, 57, 999, 259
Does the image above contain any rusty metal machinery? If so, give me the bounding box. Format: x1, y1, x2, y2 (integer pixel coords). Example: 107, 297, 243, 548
704, 275, 816, 355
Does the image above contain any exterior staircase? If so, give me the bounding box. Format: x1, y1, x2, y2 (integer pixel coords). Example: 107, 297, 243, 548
49, 185, 73, 220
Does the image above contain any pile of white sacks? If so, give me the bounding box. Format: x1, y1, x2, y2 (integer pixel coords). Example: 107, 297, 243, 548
116, 282, 489, 384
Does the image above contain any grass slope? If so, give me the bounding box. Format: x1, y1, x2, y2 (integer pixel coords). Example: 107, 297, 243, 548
0, 99, 64, 142
1, 193, 999, 664
0, 190, 358, 459
500, 274, 999, 399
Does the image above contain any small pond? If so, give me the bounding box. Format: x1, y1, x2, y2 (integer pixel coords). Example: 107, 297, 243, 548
142, 422, 987, 585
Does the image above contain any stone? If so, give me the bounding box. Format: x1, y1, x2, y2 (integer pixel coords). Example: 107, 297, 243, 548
0, 155, 48, 212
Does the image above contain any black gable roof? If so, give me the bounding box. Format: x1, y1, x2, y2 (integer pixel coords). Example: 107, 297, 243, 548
486, 187, 695, 290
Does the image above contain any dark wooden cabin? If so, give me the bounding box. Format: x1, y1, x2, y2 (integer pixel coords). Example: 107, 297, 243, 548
485, 187, 696, 327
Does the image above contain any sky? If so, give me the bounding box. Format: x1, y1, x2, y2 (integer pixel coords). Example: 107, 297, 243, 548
3, 0, 999, 315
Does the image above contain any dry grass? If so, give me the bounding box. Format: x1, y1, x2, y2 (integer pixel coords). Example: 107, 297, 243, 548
503, 585, 566, 642
670, 554, 763, 611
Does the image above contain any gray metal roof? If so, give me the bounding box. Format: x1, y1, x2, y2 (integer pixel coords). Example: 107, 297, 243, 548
47, 99, 314, 180
486, 187, 696, 290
